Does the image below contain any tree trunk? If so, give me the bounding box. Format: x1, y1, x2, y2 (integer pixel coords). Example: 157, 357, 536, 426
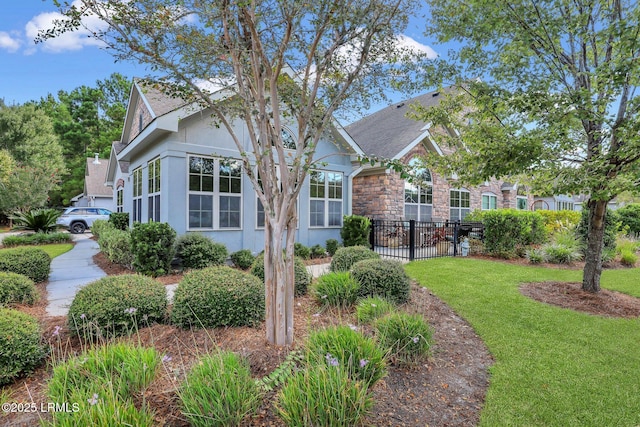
582, 199, 607, 293
264, 220, 295, 346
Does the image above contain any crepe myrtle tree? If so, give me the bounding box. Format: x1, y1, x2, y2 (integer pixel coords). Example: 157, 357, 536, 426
41, 0, 430, 345
411, 0, 640, 293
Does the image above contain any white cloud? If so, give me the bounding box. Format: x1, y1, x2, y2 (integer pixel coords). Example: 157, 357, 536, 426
395, 34, 438, 59
23, 1, 107, 54
0, 31, 21, 53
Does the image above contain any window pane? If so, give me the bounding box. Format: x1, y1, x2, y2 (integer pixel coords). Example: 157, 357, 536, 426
328, 201, 342, 226
219, 195, 241, 228
257, 198, 265, 228
405, 204, 418, 220
189, 157, 202, 174
419, 205, 432, 222
189, 175, 200, 191
310, 171, 325, 198
461, 191, 470, 208
310, 200, 324, 227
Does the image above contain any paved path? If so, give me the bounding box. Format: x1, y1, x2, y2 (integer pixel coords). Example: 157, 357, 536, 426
46, 234, 106, 316
43, 233, 330, 316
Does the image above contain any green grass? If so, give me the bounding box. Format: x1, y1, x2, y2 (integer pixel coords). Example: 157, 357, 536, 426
405, 258, 640, 427
0, 243, 73, 259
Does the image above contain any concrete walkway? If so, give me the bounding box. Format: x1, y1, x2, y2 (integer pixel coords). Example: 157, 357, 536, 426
46, 234, 106, 316
43, 233, 331, 316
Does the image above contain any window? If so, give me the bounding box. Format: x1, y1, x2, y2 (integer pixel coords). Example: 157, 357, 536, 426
517, 196, 528, 210
309, 170, 343, 227
404, 160, 433, 221
116, 187, 124, 213
533, 200, 546, 211
556, 200, 574, 211
482, 193, 498, 210
450, 189, 470, 221
281, 128, 296, 150
132, 167, 143, 222
148, 158, 161, 222
188, 156, 242, 229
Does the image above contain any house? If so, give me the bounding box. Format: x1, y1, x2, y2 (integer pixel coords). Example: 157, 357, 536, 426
105, 80, 363, 254
71, 154, 114, 211
346, 89, 533, 222
534, 194, 619, 212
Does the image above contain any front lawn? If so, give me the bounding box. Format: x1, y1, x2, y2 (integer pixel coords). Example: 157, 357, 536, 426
0, 243, 73, 259
406, 258, 640, 426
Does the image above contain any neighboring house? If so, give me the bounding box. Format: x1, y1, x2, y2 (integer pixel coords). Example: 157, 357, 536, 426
533, 194, 619, 212
105, 80, 363, 254
346, 89, 533, 222
72, 155, 115, 211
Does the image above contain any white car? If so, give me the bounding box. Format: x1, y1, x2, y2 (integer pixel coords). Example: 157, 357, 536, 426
56, 207, 112, 234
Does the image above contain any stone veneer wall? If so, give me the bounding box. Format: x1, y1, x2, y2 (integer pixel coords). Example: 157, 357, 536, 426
352, 140, 535, 221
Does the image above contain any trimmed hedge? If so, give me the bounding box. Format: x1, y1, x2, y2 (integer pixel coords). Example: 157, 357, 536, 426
329, 246, 379, 272
0, 271, 37, 305
0, 246, 51, 282
130, 222, 176, 276
250, 254, 310, 296
230, 249, 255, 270
109, 212, 130, 231
1, 232, 71, 247
90, 219, 114, 239
350, 258, 410, 304
536, 209, 581, 236
98, 228, 133, 267
0, 308, 47, 385
175, 233, 228, 270
68, 275, 167, 338
481, 209, 546, 258
171, 266, 265, 329
340, 215, 371, 247
617, 204, 640, 236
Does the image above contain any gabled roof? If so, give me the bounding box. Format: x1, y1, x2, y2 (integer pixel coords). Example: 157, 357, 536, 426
84, 157, 112, 198
346, 87, 455, 159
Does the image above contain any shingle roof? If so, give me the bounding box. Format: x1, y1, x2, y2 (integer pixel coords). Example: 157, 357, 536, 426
346, 87, 455, 158
112, 142, 130, 173
84, 158, 112, 197
136, 79, 191, 118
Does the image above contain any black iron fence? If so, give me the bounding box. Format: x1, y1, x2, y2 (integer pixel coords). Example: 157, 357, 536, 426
369, 219, 484, 261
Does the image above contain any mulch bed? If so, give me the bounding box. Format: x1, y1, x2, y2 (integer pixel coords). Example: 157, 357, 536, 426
4, 252, 639, 426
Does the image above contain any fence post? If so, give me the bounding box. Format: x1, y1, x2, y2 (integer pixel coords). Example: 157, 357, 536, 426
453, 220, 459, 256
369, 218, 375, 250
409, 220, 415, 261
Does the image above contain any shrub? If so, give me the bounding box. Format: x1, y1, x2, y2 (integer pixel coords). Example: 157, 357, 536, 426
356, 296, 395, 324
525, 247, 545, 264
376, 312, 433, 366
98, 228, 134, 267
536, 209, 582, 237
130, 222, 176, 276
171, 266, 264, 328
313, 272, 359, 308
620, 250, 638, 267
305, 325, 386, 387
0, 272, 37, 305
617, 204, 640, 236
350, 258, 410, 304
543, 244, 583, 264
340, 215, 371, 247
179, 351, 262, 427
330, 246, 379, 272
45, 343, 158, 426
67, 275, 167, 338
230, 249, 255, 270
10, 208, 61, 233
481, 209, 546, 258
250, 254, 310, 296
310, 244, 326, 259
325, 238, 340, 256
294, 242, 311, 260
175, 233, 228, 270
0, 308, 47, 385
1, 232, 71, 247
577, 207, 620, 254
109, 212, 130, 230
468, 237, 484, 255
90, 219, 114, 239
0, 246, 51, 282
276, 363, 372, 426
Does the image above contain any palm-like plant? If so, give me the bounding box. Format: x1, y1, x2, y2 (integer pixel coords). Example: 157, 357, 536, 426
10, 209, 61, 233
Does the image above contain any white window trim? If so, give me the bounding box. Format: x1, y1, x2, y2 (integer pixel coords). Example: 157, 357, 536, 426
309, 169, 344, 228
186, 155, 243, 231
449, 188, 471, 221
132, 167, 143, 223
481, 192, 498, 210
148, 157, 161, 222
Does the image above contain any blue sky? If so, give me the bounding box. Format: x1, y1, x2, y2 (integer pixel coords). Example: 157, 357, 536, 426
0, 1, 441, 107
